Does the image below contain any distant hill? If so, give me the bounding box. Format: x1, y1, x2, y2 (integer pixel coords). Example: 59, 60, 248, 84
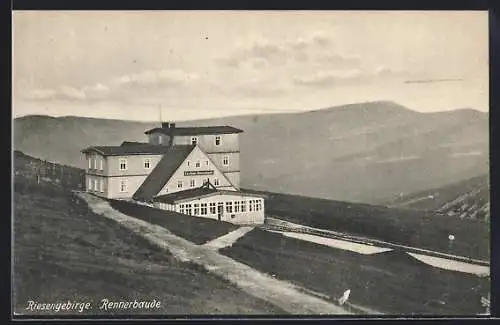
14, 101, 489, 204
382, 174, 490, 222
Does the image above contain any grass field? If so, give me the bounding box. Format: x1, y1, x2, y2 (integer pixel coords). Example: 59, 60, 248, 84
13, 177, 284, 315
108, 199, 239, 245
220, 228, 489, 315
244, 189, 489, 260
382, 174, 489, 212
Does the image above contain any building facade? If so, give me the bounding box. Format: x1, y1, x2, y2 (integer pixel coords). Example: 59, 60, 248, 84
152, 183, 265, 225
81, 122, 265, 224
144, 123, 242, 189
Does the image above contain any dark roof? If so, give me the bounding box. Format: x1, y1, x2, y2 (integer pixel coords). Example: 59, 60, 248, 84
81, 142, 173, 156
153, 187, 218, 204
144, 125, 244, 136
132, 145, 195, 201
120, 141, 148, 146
152, 184, 267, 204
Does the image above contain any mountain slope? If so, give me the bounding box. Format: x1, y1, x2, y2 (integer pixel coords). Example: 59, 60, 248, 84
382, 174, 490, 222
14, 101, 489, 204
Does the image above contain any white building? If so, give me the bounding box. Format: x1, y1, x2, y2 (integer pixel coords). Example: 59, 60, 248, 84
81, 122, 266, 224
152, 182, 265, 225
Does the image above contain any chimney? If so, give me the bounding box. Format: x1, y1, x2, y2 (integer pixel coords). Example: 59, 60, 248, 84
168, 122, 175, 147
162, 122, 169, 129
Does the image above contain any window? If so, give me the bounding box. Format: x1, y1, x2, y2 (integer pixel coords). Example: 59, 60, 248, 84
190, 179, 196, 188
209, 202, 216, 214
88, 158, 92, 169
226, 201, 233, 213
240, 200, 246, 212
119, 158, 127, 171
223, 156, 229, 166
177, 180, 183, 188
215, 136, 221, 146
256, 199, 263, 211
195, 161, 201, 168
99, 179, 104, 193
120, 179, 128, 192
158, 135, 162, 144
93, 158, 97, 170
88, 178, 92, 190
205, 160, 209, 166
180, 204, 185, 214
194, 203, 200, 215
93, 179, 98, 192
249, 200, 254, 212
144, 158, 151, 169
234, 201, 241, 213
191, 137, 198, 145
185, 204, 192, 215
201, 203, 207, 215
214, 178, 220, 186
99, 159, 104, 171
187, 161, 190, 167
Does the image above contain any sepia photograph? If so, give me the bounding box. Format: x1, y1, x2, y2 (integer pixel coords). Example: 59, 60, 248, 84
12, 10, 490, 317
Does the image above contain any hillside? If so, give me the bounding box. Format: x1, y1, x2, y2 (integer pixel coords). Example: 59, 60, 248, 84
14, 101, 489, 204
220, 228, 489, 315
382, 174, 490, 222
13, 152, 284, 315
244, 188, 489, 261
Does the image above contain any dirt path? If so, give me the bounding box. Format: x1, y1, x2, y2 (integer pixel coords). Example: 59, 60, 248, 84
77, 193, 352, 315
203, 226, 255, 250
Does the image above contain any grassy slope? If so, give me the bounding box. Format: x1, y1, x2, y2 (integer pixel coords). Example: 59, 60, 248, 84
220, 228, 489, 315
13, 177, 284, 315
381, 174, 490, 221
108, 200, 239, 245
245, 189, 489, 260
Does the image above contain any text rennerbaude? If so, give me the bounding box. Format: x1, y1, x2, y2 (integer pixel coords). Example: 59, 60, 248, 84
99, 298, 161, 311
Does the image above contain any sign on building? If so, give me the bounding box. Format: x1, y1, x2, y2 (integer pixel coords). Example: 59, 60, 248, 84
184, 170, 214, 176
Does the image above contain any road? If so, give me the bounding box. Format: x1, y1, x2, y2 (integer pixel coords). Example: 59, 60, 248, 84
263, 217, 490, 266
77, 193, 353, 315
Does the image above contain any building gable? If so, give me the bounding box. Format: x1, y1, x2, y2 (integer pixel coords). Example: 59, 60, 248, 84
156, 145, 236, 196
131, 145, 195, 201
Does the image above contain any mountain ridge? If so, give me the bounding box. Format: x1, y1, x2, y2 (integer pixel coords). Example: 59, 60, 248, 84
13, 101, 489, 204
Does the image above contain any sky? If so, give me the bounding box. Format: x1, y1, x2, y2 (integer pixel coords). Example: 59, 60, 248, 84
13, 11, 489, 121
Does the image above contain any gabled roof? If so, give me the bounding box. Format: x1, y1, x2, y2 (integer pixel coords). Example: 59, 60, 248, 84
152, 183, 266, 204
81, 142, 171, 156
132, 145, 195, 202
144, 125, 244, 136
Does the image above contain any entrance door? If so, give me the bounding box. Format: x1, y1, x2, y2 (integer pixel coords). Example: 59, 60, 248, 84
217, 203, 224, 221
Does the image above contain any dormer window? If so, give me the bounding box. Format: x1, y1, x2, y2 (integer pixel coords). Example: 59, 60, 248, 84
215, 136, 221, 146
191, 137, 198, 145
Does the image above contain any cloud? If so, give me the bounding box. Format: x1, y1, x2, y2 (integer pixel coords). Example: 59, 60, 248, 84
294, 65, 420, 87
216, 32, 357, 70
111, 69, 200, 88
22, 69, 200, 102
404, 78, 464, 84
294, 69, 363, 86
